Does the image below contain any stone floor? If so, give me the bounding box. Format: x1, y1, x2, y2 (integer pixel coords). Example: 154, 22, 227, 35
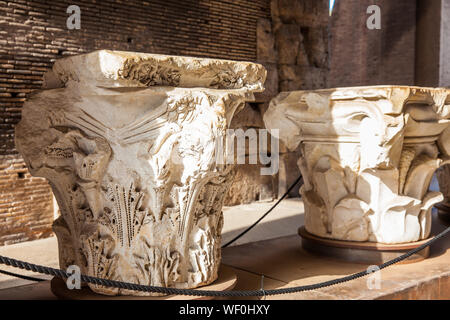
0, 198, 449, 299
0, 237, 57, 290
222, 220, 450, 300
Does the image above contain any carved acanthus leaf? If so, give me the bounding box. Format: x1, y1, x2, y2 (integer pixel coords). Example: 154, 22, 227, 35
101, 183, 149, 248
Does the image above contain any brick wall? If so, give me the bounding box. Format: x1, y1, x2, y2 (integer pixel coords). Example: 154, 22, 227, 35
328, 0, 416, 87
0, 155, 53, 245
0, 0, 271, 245
256, 0, 329, 198
271, 0, 329, 91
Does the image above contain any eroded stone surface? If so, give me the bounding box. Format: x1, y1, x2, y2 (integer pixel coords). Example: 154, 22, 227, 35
264, 86, 450, 243
15, 50, 265, 295
437, 127, 450, 210
437, 166, 450, 209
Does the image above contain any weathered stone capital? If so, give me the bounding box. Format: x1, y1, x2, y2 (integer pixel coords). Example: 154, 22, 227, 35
43, 50, 266, 92
16, 50, 265, 295
264, 86, 450, 244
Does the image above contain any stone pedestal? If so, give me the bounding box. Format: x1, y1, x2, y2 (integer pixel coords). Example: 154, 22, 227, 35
264, 86, 450, 244
15, 50, 265, 296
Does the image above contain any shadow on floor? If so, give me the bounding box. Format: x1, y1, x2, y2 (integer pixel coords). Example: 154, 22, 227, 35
222, 213, 305, 247
221, 211, 450, 286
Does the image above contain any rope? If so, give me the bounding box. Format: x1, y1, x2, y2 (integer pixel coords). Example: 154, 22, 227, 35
222, 175, 303, 248
0, 174, 305, 287
0, 225, 448, 297
0, 269, 46, 282
0, 174, 448, 296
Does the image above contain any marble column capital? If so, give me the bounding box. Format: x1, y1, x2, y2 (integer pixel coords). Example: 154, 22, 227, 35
264, 86, 450, 243
16, 50, 266, 295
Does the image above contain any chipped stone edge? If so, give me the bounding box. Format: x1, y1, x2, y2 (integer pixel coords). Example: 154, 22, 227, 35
43, 50, 267, 92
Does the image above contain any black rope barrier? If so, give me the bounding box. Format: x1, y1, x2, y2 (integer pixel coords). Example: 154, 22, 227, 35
222, 175, 303, 248
0, 225, 448, 297
0, 268, 46, 282
0, 174, 449, 297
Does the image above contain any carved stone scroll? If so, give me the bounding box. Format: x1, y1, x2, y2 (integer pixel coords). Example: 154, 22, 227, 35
264, 86, 450, 244
15, 50, 266, 296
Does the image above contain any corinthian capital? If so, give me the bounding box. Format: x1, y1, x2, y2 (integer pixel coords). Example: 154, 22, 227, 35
264, 86, 450, 244
15, 50, 266, 296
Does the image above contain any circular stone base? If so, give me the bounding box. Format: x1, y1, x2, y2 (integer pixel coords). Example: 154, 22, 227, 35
51, 265, 237, 300
298, 226, 430, 265
436, 203, 450, 225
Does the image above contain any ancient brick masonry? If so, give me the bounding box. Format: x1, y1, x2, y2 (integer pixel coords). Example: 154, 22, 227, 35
255, 0, 329, 197
0, 155, 54, 245
256, 0, 329, 96
0, 0, 271, 245
328, 0, 416, 87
